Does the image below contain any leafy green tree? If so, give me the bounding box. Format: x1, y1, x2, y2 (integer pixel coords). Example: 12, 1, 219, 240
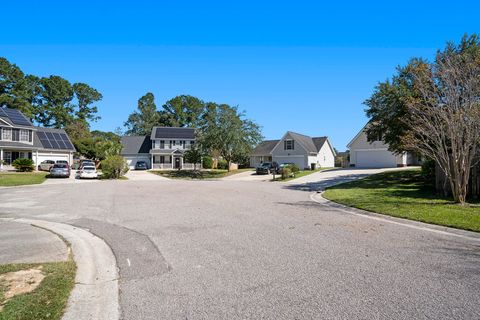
0, 58, 41, 120
101, 155, 128, 179
202, 104, 262, 171
124, 92, 161, 135
184, 146, 203, 170
73, 83, 102, 122
364, 58, 428, 153
160, 95, 205, 127
37, 76, 75, 128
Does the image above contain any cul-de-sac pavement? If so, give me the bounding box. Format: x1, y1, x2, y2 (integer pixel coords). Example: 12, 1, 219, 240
1, 169, 479, 320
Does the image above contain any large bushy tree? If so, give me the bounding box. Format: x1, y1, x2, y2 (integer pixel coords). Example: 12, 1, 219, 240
202, 104, 262, 171
160, 95, 205, 127
364, 34, 480, 204
124, 92, 161, 135
0, 57, 102, 128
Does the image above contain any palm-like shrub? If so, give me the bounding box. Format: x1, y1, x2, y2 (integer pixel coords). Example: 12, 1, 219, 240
12, 158, 35, 172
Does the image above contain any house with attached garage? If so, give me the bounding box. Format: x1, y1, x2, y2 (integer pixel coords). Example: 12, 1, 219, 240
121, 126, 196, 170
347, 123, 421, 168
250, 131, 336, 170
0, 107, 76, 170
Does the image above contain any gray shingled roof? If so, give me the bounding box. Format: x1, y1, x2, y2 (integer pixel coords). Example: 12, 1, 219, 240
121, 136, 151, 155
251, 140, 280, 156
251, 132, 335, 156
150, 127, 195, 140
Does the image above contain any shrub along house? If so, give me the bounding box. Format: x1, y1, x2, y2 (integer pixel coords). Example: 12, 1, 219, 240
0, 107, 76, 170
121, 126, 196, 170
250, 131, 336, 170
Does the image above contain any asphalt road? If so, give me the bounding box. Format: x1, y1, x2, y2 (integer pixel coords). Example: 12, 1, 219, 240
0, 169, 479, 319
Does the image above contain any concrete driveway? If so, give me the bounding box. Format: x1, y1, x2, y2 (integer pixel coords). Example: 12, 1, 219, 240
124, 170, 170, 181
222, 169, 275, 181
0, 168, 479, 319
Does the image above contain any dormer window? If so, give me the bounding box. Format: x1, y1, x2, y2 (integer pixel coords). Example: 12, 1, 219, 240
284, 139, 294, 150
20, 129, 29, 142
2, 128, 12, 141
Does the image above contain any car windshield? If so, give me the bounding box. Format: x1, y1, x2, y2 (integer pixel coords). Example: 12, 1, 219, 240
53, 164, 68, 168
83, 166, 95, 170
261, 163, 271, 167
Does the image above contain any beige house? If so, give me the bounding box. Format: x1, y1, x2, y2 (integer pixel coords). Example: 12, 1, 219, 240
250, 131, 336, 170
347, 124, 421, 168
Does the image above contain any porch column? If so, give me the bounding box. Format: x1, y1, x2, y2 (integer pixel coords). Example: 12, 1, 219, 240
35, 150, 39, 171
0, 149, 3, 170
151, 154, 153, 170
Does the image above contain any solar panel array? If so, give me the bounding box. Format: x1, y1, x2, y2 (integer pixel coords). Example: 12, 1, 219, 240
0, 108, 33, 126
37, 131, 74, 150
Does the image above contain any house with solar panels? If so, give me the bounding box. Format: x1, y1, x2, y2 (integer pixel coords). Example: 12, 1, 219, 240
0, 107, 76, 170
121, 126, 196, 170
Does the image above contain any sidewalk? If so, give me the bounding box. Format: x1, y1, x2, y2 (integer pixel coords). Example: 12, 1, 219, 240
0, 220, 68, 264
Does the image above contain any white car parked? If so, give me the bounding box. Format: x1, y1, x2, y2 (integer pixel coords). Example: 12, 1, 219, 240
77, 165, 98, 179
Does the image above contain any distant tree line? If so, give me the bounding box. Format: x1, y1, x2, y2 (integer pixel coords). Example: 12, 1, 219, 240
0, 57, 120, 162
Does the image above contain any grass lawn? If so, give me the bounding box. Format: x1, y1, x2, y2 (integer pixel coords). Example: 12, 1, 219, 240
323, 169, 480, 232
0, 259, 76, 320
273, 167, 334, 182
150, 168, 253, 180
0, 172, 48, 187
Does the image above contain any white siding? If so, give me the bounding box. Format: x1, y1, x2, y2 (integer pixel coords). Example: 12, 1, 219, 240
317, 141, 335, 168
124, 154, 151, 169
348, 129, 406, 168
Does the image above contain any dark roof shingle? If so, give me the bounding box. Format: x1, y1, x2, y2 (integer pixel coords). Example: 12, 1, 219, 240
251, 140, 279, 156
121, 136, 151, 155
150, 127, 195, 140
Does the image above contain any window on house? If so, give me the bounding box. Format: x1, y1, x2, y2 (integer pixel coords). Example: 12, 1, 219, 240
173, 140, 176, 146
160, 140, 165, 149
160, 156, 165, 163
2, 128, 12, 141
284, 139, 294, 150
20, 129, 29, 142
169, 140, 172, 148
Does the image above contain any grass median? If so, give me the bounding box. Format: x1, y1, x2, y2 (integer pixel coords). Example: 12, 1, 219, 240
0, 258, 76, 320
272, 167, 334, 182
323, 169, 480, 232
0, 172, 48, 187
150, 168, 253, 179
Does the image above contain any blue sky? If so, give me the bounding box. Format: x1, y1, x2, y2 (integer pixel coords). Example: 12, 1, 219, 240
1, 1, 479, 150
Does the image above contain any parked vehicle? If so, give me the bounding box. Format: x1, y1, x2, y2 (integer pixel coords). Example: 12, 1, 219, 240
56, 160, 69, 166
135, 161, 148, 170
38, 160, 55, 171
256, 162, 279, 175
49, 163, 70, 178
78, 160, 96, 170
77, 165, 98, 179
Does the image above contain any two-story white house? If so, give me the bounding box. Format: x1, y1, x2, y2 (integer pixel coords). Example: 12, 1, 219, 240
0, 107, 76, 170
121, 126, 196, 170
250, 131, 336, 170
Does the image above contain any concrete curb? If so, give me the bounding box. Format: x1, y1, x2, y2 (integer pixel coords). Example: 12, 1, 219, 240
9, 218, 120, 320
311, 192, 480, 245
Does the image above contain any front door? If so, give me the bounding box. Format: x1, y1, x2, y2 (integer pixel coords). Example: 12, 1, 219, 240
174, 157, 181, 169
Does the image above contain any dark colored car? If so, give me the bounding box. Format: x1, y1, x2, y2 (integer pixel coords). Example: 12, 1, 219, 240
135, 161, 148, 170
49, 163, 70, 178
256, 162, 279, 175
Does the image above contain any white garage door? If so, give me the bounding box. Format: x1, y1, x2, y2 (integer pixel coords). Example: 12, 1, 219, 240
124, 155, 151, 169
356, 150, 396, 168
272, 156, 305, 170
37, 153, 69, 164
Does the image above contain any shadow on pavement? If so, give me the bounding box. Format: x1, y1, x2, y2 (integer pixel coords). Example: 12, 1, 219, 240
283, 173, 374, 192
